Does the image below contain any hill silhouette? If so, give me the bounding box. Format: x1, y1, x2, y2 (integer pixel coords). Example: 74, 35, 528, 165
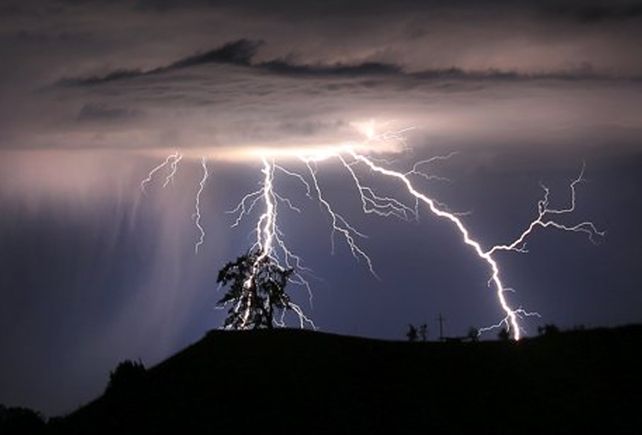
17, 325, 642, 434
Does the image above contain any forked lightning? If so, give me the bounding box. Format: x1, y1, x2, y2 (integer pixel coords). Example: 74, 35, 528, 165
140, 125, 603, 339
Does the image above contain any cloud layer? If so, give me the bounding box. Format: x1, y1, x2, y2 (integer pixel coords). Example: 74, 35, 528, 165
0, 0, 640, 155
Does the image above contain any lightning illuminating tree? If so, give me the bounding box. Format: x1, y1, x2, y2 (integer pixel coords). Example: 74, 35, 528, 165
216, 249, 295, 329
143, 122, 604, 339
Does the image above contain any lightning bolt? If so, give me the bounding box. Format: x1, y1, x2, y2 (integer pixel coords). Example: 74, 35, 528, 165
346, 151, 602, 340
163, 153, 183, 188
140, 124, 603, 339
229, 158, 316, 329
487, 163, 605, 255
404, 152, 458, 183
193, 157, 209, 254
140, 152, 182, 193
301, 158, 377, 277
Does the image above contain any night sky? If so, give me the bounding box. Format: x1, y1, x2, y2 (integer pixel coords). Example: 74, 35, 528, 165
1, 0, 642, 416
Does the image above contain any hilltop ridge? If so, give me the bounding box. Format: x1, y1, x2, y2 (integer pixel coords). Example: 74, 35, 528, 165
28, 326, 642, 434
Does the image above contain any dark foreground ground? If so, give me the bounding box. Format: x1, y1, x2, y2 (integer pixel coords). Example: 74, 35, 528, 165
3, 325, 642, 434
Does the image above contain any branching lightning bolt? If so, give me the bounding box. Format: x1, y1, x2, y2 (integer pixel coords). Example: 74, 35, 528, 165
301, 158, 377, 277
140, 152, 182, 193
229, 158, 316, 329
487, 163, 605, 255
346, 151, 602, 340
140, 123, 603, 339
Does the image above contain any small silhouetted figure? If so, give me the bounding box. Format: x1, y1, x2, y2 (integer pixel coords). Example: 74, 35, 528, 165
419, 323, 428, 341
407, 324, 418, 342
498, 327, 510, 341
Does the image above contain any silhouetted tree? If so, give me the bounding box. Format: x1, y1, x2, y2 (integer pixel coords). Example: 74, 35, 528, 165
497, 327, 510, 341
419, 323, 428, 341
0, 405, 45, 435
537, 324, 560, 337
545, 324, 560, 335
217, 249, 294, 329
467, 327, 479, 342
406, 324, 418, 342
106, 360, 146, 393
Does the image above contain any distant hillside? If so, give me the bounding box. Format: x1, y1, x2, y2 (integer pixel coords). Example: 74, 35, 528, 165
41, 325, 642, 434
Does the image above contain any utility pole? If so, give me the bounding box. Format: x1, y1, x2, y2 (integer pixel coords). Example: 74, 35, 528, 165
438, 313, 445, 341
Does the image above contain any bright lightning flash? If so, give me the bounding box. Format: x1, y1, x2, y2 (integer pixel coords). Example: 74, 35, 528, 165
229, 157, 316, 329
140, 121, 604, 339
193, 157, 209, 254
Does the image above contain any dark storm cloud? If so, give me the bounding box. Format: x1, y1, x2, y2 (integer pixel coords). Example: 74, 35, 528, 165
545, 3, 642, 23
168, 38, 260, 67
4, 0, 642, 76
129, 0, 642, 20
60, 38, 638, 89
246, 58, 401, 78
61, 39, 263, 86
59, 42, 401, 86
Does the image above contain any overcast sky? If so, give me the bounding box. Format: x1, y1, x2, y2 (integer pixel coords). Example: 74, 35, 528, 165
1, 0, 641, 416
